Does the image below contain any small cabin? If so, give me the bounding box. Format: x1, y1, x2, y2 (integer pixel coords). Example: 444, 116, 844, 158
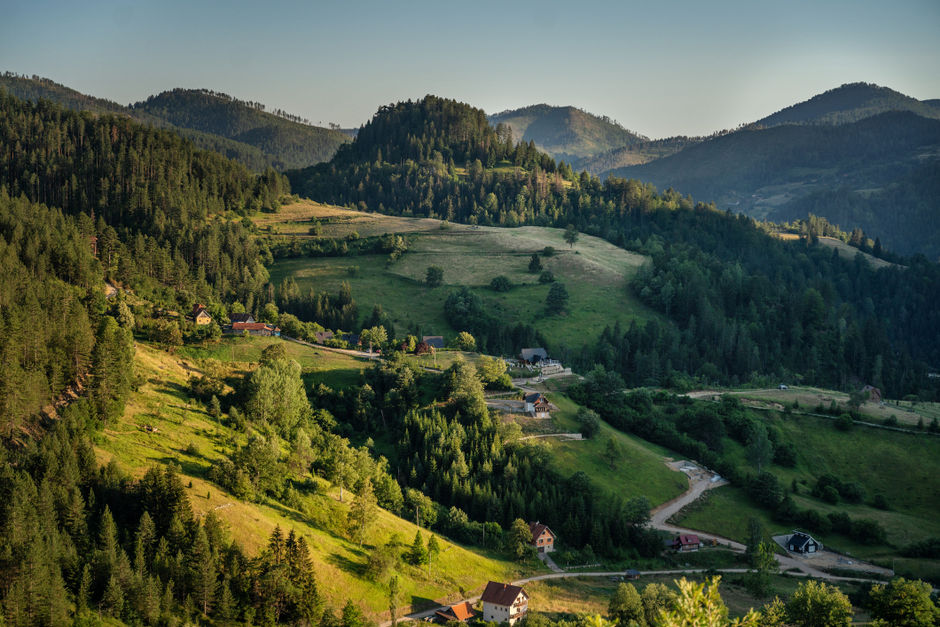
422, 335, 445, 349
672, 534, 701, 552
519, 347, 548, 364
523, 392, 551, 418
229, 312, 255, 325
787, 531, 821, 554
231, 322, 280, 337
435, 601, 475, 623
191, 304, 212, 325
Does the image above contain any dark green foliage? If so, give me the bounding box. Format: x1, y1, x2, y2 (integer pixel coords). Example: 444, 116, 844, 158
489, 275, 512, 292
575, 407, 601, 438
546, 282, 569, 313
528, 253, 543, 273
538, 270, 555, 284
425, 265, 444, 287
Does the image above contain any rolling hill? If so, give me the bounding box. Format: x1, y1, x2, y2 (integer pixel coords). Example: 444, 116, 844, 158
753, 82, 940, 127
0, 73, 348, 170
488, 104, 648, 162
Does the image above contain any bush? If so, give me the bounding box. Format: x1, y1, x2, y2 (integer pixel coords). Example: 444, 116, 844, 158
542, 246, 555, 257
538, 270, 555, 284
835, 413, 853, 431
576, 407, 601, 438
489, 275, 512, 292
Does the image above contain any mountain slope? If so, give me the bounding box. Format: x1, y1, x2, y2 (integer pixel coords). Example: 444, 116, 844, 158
489, 104, 647, 161
605, 111, 940, 255
754, 82, 940, 127
132, 88, 349, 169
0, 74, 348, 170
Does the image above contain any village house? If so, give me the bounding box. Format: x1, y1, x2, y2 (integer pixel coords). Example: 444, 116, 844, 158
672, 534, 701, 552
786, 531, 821, 554
519, 347, 548, 364
523, 392, 551, 418
191, 304, 212, 325
434, 601, 476, 623
229, 312, 255, 324
861, 384, 882, 403
481, 581, 528, 626
231, 322, 280, 337
528, 521, 556, 553
422, 335, 445, 349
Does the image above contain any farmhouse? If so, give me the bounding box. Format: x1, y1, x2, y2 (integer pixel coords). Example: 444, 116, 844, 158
481, 581, 528, 626
231, 322, 280, 337
191, 304, 212, 325
523, 392, 551, 418
786, 531, 821, 554
519, 347, 548, 364
229, 312, 255, 324
422, 335, 445, 349
672, 534, 701, 552
434, 601, 476, 623
528, 521, 556, 553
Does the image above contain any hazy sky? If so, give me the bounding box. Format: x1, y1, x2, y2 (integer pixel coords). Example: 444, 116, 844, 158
3, 0, 939, 138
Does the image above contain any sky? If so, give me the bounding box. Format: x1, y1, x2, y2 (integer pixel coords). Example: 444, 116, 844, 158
3, 0, 939, 138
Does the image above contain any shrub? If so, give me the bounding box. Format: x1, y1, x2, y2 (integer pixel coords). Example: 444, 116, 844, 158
576, 407, 601, 438
489, 275, 512, 292
538, 270, 555, 284
835, 413, 853, 431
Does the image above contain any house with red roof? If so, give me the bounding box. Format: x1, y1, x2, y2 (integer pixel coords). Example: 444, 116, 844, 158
672, 534, 701, 552
481, 581, 528, 625
434, 601, 476, 623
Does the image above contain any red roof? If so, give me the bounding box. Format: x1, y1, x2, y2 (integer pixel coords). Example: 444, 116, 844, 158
675, 534, 700, 546
481, 581, 527, 606
435, 601, 475, 622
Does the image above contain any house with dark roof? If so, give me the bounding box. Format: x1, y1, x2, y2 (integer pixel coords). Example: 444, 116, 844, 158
229, 312, 255, 324
342, 333, 360, 347
528, 521, 556, 553
519, 347, 548, 364
434, 601, 476, 623
422, 335, 445, 349
523, 392, 551, 418
313, 331, 334, 344
861, 384, 882, 403
191, 304, 212, 326
786, 531, 821, 554
481, 581, 528, 626
672, 534, 701, 552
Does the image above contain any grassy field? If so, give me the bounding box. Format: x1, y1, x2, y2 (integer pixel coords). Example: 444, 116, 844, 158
268, 207, 659, 351
519, 392, 688, 508
252, 198, 445, 239
181, 335, 371, 388
673, 407, 940, 578
773, 233, 897, 269
722, 385, 937, 426
98, 341, 522, 619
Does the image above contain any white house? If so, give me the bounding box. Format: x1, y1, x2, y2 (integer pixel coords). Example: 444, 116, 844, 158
481, 581, 528, 625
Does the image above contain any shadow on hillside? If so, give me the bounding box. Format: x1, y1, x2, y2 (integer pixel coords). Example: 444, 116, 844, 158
409, 595, 438, 612
157, 455, 207, 479
325, 551, 367, 577
264, 500, 352, 546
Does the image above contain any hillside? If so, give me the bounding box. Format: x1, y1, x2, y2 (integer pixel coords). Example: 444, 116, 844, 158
488, 104, 648, 161
132, 89, 349, 169
0, 74, 347, 170
96, 339, 520, 618
571, 136, 699, 174
754, 82, 940, 127
263, 200, 660, 355
605, 111, 940, 256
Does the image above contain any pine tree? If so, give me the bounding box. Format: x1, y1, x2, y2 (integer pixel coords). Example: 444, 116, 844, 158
347, 479, 378, 547
189, 525, 217, 616
102, 574, 125, 617
408, 531, 428, 565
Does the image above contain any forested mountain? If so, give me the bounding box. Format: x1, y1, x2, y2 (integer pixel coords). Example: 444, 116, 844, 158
289, 95, 940, 399
0, 73, 348, 170
604, 111, 940, 256
571, 136, 699, 174
132, 88, 349, 169
488, 104, 648, 161
754, 82, 940, 127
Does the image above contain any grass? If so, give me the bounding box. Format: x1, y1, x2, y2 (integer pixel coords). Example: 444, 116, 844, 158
724, 385, 936, 426
181, 335, 371, 388
268, 219, 659, 351
520, 393, 688, 508
252, 199, 446, 239
673, 406, 940, 570
98, 341, 522, 619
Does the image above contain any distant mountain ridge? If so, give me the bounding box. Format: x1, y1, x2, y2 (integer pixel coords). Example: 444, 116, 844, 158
0, 73, 348, 171
488, 104, 648, 162
753, 82, 940, 127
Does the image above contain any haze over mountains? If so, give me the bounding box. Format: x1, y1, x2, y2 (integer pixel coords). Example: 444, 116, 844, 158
2, 73, 938, 257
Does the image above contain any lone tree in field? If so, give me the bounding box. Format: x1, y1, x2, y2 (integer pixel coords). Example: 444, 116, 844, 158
426, 265, 444, 287
347, 478, 378, 546
528, 253, 543, 273
361, 326, 387, 353
546, 282, 569, 313
564, 224, 579, 248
